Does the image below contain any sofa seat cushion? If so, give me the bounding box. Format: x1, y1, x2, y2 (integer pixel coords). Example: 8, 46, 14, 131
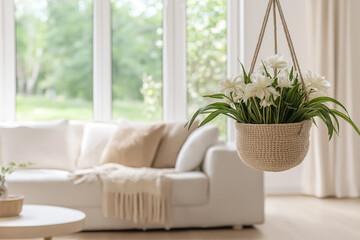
7, 169, 101, 208
7, 169, 208, 207
166, 172, 208, 206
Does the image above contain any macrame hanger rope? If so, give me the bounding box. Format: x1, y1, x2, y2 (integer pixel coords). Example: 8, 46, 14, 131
274, 0, 298, 73
273, 0, 278, 76
249, 0, 297, 74
248, 0, 308, 100
249, 0, 273, 75
275, 0, 306, 94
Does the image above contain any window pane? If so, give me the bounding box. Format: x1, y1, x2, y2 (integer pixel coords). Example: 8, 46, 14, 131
15, 0, 93, 121
111, 0, 163, 122
187, 0, 227, 139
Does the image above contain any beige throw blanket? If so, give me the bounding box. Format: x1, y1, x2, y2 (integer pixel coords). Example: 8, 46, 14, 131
70, 163, 174, 227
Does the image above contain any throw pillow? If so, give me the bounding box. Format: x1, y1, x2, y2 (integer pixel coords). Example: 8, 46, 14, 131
77, 122, 118, 169
152, 121, 198, 168
0, 119, 75, 170
175, 125, 219, 172
100, 123, 165, 168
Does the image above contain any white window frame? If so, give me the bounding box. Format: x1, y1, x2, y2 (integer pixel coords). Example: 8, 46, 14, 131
0, 0, 16, 122
93, 0, 112, 121
163, 0, 187, 122
227, 0, 244, 142
0, 0, 244, 142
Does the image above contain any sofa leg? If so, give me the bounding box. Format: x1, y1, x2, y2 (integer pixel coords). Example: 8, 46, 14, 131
243, 225, 254, 229
232, 225, 243, 230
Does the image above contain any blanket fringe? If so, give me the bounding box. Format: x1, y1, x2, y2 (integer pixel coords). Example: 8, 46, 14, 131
70, 163, 174, 228
103, 192, 173, 227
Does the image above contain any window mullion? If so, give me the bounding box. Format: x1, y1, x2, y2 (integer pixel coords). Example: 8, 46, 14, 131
163, 0, 187, 122
227, 0, 244, 142
0, 0, 16, 122
93, 0, 112, 121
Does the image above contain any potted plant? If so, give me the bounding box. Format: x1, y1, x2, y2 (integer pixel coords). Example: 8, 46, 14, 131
0, 162, 32, 217
187, 54, 360, 171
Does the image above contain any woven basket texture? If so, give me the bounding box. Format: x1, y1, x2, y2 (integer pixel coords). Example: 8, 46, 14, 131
235, 120, 312, 172
0, 195, 24, 217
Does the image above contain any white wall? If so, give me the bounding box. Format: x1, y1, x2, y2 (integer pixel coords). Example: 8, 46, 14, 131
243, 0, 308, 194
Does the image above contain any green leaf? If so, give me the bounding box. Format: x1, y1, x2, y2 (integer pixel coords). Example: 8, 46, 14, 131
261, 61, 271, 78
203, 93, 226, 99
331, 109, 360, 135
239, 61, 249, 83
287, 108, 310, 123
307, 97, 349, 114
247, 101, 260, 123
198, 111, 223, 127
322, 104, 339, 134
185, 107, 205, 130
272, 77, 278, 88
318, 107, 335, 139
311, 118, 318, 127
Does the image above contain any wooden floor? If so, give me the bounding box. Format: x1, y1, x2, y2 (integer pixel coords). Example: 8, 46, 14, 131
22, 195, 360, 240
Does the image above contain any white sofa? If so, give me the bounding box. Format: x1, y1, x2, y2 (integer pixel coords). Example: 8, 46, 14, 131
2, 120, 264, 230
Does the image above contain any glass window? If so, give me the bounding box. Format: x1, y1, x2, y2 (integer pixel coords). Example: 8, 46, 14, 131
187, 0, 227, 139
15, 0, 93, 121
111, 0, 163, 122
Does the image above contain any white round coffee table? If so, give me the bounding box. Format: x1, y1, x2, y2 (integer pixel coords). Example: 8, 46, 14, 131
0, 204, 85, 240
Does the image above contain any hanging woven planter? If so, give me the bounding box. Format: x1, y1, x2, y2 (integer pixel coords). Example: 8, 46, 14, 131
186, 0, 360, 172
232, 0, 313, 171
235, 120, 312, 172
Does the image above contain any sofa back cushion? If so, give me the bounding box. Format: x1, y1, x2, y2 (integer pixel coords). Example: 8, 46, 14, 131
100, 123, 165, 167
175, 125, 219, 172
68, 121, 84, 165
152, 121, 198, 168
77, 122, 118, 169
0, 119, 76, 170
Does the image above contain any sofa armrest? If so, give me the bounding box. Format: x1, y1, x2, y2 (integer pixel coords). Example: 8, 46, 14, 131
202, 143, 264, 224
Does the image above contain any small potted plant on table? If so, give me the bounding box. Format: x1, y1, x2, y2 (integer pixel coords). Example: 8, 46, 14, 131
0, 162, 32, 217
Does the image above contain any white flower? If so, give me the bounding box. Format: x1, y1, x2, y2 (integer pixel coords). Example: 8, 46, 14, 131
218, 75, 245, 102
242, 83, 257, 102
302, 71, 331, 100
277, 70, 292, 88
260, 98, 272, 108
233, 85, 246, 102
292, 70, 299, 79
264, 54, 288, 70
244, 74, 280, 107
308, 90, 322, 100
254, 63, 271, 75
307, 87, 328, 100
304, 70, 331, 92
251, 74, 279, 99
